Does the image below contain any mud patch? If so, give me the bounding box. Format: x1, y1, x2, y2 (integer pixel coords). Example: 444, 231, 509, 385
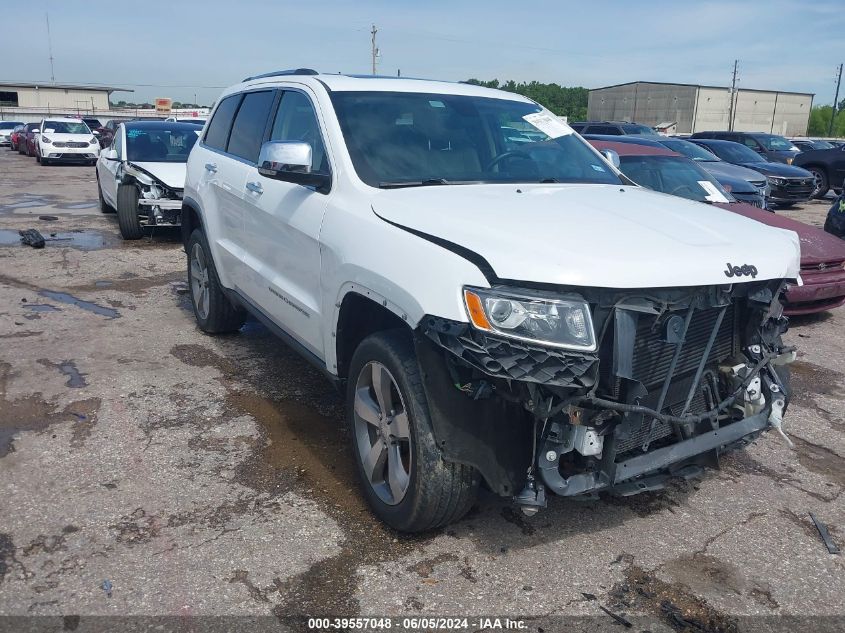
0, 533, 14, 584
171, 344, 237, 376
0, 362, 100, 456
601, 479, 694, 517
225, 391, 428, 620
407, 553, 459, 578
71, 270, 184, 295
608, 558, 739, 633
37, 359, 87, 388
789, 360, 845, 404
791, 435, 845, 488
38, 290, 120, 319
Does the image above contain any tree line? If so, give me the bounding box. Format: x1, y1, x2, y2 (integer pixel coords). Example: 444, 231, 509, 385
464, 79, 588, 120
808, 105, 845, 138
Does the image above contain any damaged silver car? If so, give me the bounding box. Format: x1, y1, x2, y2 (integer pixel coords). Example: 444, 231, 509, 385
96, 121, 202, 239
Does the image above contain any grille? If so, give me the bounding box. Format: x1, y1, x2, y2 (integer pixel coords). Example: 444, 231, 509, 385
733, 192, 765, 208
778, 178, 814, 198
801, 259, 845, 273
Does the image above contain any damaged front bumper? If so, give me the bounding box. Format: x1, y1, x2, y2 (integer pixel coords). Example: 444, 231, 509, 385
417, 280, 795, 509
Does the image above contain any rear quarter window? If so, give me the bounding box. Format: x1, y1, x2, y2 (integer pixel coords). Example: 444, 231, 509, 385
204, 94, 242, 152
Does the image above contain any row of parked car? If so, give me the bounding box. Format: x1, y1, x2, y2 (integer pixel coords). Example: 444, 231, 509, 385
571, 120, 845, 201
1, 73, 844, 530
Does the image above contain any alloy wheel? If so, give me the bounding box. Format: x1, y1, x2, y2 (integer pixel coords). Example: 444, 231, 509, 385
190, 242, 210, 320
353, 361, 412, 505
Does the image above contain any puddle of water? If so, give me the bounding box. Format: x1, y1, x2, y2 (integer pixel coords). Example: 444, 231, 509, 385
0, 200, 47, 210
38, 291, 120, 319
0, 229, 120, 251
94, 280, 113, 288
58, 202, 98, 210
38, 359, 87, 388
25, 304, 61, 313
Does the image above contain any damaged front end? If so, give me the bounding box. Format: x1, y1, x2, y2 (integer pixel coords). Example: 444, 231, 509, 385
120, 162, 183, 227
416, 281, 795, 514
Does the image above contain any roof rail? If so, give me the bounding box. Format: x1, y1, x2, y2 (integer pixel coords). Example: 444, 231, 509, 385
242, 68, 319, 81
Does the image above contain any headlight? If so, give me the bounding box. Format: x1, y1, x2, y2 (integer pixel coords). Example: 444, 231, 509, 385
41, 135, 52, 144
463, 287, 596, 351
89, 137, 98, 145
767, 176, 786, 186
786, 158, 793, 165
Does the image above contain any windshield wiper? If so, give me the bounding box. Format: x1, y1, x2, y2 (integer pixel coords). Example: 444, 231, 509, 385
378, 178, 453, 189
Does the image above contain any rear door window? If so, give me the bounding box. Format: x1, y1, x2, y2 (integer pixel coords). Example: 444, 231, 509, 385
204, 94, 242, 152
227, 90, 276, 163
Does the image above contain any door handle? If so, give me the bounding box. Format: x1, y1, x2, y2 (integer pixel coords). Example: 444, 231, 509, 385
204, 163, 217, 173
246, 181, 263, 195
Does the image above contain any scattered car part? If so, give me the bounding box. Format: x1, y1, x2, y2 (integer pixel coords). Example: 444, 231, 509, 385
19, 229, 46, 249
809, 512, 840, 554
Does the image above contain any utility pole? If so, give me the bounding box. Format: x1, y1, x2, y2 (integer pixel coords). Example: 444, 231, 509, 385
370, 24, 379, 75
829, 63, 842, 137
728, 59, 738, 131
46, 12, 55, 82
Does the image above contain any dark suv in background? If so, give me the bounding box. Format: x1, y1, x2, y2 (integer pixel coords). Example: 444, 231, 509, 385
570, 121, 659, 136
793, 143, 845, 198
690, 131, 800, 164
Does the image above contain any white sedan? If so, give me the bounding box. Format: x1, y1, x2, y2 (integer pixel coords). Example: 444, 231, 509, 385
96, 120, 201, 239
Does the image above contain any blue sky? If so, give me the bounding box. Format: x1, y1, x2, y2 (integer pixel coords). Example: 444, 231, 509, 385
2, 0, 842, 106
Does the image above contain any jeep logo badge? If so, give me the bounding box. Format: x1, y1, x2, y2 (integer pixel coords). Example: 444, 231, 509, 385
724, 262, 758, 278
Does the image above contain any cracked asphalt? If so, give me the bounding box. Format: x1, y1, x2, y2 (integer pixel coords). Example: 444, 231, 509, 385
0, 148, 843, 632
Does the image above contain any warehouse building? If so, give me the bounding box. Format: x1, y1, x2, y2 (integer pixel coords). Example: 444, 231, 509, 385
0, 81, 132, 122
587, 81, 813, 136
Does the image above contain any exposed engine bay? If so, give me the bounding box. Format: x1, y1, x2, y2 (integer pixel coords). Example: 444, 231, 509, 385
416, 280, 795, 515
119, 162, 183, 227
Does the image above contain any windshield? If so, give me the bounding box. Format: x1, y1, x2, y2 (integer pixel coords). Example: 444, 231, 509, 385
707, 141, 767, 164
621, 123, 660, 137
43, 121, 91, 135
756, 134, 797, 151
0, 122, 22, 130
618, 155, 733, 203
660, 139, 720, 161
330, 91, 622, 188
125, 126, 199, 162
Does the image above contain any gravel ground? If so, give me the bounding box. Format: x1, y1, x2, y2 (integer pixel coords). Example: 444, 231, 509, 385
0, 149, 842, 632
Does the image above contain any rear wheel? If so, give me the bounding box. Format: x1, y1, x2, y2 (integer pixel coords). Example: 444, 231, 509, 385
116, 184, 143, 240
808, 167, 829, 199
186, 228, 246, 334
347, 331, 479, 532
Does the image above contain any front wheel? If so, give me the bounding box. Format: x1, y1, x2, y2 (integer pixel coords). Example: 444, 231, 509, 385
808, 167, 829, 199
347, 331, 479, 532
116, 184, 143, 240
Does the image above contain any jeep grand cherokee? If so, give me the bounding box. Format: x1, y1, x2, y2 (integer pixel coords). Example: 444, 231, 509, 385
181, 70, 800, 532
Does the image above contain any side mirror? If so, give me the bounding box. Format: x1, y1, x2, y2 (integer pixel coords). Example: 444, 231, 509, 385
103, 148, 119, 161
32, 128, 40, 134
92, 130, 100, 136
599, 148, 621, 168
257, 141, 329, 190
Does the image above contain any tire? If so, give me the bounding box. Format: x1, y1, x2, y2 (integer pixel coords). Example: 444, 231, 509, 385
116, 184, 144, 240
186, 228, 246, 334
808, 167, 829, 199
97, 174, 115, 213
347, 330, 479, 532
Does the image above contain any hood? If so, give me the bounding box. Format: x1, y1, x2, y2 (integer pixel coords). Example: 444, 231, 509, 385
738, 161, 813, 178
766, 149, 800, 164
42, 132, 96, 143
718, 201, 845, 266
372, 183, 801, 288
699, 160, 767, 185
128, 162, 187, 189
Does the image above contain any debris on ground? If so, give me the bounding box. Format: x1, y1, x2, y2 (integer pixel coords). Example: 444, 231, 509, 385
582, 592, 633, 628
809, 512, 841, 554
18, 229, 46, 249
39, 215, 59, 221
101, 579, 113, 598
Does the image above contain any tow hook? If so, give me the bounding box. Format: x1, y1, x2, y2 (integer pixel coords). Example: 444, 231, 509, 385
767, 396, 794, 448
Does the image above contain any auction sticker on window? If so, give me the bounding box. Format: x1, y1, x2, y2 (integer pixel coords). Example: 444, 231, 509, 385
697, 180, 730, 203
522, 112, 572, 139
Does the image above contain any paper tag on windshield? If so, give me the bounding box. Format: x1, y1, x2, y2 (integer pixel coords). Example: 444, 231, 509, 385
522, 112, 572, 139
697, 180, 730, 203
44, 128, 55, 134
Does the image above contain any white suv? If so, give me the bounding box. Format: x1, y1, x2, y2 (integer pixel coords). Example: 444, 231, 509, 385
183, 70, 800, 532
37, 117, 100, 165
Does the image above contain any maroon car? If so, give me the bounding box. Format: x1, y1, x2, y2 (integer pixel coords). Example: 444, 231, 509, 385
19, 123, 41, 156
9, 124, 25, 151
590, 139, 845, 315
